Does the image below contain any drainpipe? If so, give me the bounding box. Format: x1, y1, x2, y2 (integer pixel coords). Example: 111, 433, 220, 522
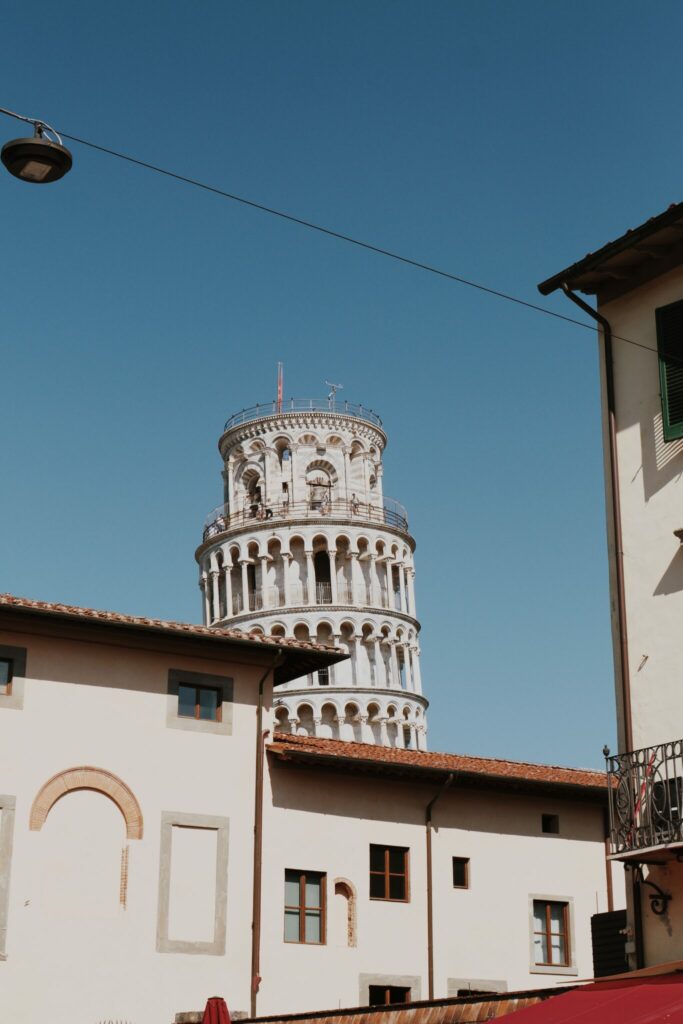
425, 773, 454, 1000
560, 284, 634, 754
251, 652, 283, 1018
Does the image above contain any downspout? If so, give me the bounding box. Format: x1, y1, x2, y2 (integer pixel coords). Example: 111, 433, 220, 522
251, 652, 284, 1018
560, 284, 634, 753
425, 773, 454, 1000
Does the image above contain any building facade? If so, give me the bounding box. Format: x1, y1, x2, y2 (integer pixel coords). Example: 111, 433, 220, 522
0, 595, 623, 1024
539, 202, 683, 969
196, 398, 428, 749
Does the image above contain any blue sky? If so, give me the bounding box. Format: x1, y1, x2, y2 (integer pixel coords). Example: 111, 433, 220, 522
2, 0, 678, 767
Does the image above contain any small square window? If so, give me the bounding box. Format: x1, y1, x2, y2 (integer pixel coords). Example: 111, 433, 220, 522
0, 659, 13, 697
368, 986, 411, 1006
542, 814, 560, 835
369, 844, 409, 902
177, 683, 221, 722
452, 857, 470, 888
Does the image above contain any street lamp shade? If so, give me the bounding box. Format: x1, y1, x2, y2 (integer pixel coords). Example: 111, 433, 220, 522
1, 131, 72, 184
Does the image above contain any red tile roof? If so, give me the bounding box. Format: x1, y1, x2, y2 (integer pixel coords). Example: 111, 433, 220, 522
0, 593, 346, 685
269, 732, 608, 794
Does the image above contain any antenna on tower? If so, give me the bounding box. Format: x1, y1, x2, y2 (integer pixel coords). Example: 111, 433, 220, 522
277, 362, 283, 413
325, 380, 344, 408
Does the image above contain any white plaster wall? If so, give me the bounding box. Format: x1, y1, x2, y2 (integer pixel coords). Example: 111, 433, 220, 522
601, 266, 683, 751
0, 629, 268, 1024
259, 763, 624, 1015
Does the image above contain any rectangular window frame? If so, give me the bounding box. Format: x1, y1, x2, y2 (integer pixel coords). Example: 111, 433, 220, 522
0, 645, 26, 711
452, 856, 470, 889
368, 985, 411, 1006
177, 682, 222, 722
166, 669, 233, 735
541, 813, 560, 835
283, 869, 326, 945
369, 844, 410, 903
529, 895, 577, 976
0, 659, 13, 697
656, 299, 683, 442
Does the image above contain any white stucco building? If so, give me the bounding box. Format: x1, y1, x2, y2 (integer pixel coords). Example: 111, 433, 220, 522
0, 593, 624, 1024
195, 397, 427, 749
540, 202, 683, 971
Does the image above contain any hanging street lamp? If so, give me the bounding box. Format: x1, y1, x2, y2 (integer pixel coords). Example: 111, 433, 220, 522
0, 106, 72, 184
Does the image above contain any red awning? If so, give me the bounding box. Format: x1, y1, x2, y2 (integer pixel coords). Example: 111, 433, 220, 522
202, 997, 231, 1024
499, 973, 683, 1023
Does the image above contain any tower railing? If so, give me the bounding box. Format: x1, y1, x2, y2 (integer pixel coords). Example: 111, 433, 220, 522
202, 494, 409, 541
223, 398, 383, 431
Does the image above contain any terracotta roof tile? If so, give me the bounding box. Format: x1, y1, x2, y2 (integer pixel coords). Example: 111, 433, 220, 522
0, 592, 332, 655
268, 732, 608, 791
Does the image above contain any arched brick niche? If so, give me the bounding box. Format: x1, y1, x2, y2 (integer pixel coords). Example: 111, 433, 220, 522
29, 767, 143, 839
334, 877, 357, 947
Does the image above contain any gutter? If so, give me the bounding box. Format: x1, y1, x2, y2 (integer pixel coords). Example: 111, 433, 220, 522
251, 653, 284, 1018
425, 773, 454, 999
559, 285, 634, 754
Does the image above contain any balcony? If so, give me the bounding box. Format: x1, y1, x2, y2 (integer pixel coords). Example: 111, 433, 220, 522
606, 739, 683, 860
223, 397, 383, 431
202, 494, 409, 542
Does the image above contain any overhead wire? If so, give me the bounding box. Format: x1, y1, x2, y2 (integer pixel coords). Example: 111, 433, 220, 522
0, 107, 676, 365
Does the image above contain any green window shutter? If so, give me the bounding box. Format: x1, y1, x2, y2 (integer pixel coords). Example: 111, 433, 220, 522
656, 299, 683, 441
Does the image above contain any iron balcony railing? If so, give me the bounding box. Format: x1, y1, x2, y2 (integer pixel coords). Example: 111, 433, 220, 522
605, 739, 683, 855
202, 494, 409, 541
223, 398, 383, 431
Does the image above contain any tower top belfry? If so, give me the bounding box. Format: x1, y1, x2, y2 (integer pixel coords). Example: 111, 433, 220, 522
195, 395, 428, 748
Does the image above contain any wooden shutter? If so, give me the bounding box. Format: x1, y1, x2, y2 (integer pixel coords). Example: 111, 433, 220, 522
656, 299, 683, 441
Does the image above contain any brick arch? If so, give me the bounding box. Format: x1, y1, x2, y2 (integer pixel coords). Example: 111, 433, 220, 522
29, 766, 143, 839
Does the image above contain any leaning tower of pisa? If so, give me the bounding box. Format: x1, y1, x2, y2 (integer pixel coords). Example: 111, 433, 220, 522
195, 396, 428, 749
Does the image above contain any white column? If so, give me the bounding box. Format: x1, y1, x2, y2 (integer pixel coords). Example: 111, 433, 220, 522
260, 556, 270, 609
223, 566, 233, 618
312, 716, 322, 737
359, 714, 371, 743
409, 723, 418, 749
395, 718, 406, 748
200, 574, 210, 625
369, 555, 380, 605
350, 551, 361, 604
384, 560, 392, 609
305, 550, 316, 605
411, 647, 423, 694
343, 447, 351, 499
416, 725, 426, 751
240, 560, 250, 612
211, 572, 220, 622
282, 553, 291, 606
403, 644, 413, 691
390, 642, 400, 689
398, 564, 407, 613
328, 549, 338, 603
379, 717, 389, 746
407, 569, 416, 616
373, 636, 381, 686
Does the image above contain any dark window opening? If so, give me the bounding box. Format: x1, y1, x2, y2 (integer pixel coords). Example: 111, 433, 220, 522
0, 658, 13, 697
542, 814, 560, 835
284, 869, 325, 944
318, 666, 330, 686
178, 683, 221, 722
452, 857, 470, 889
370, 844, 409, 902
368, 986, 411, 1006
656, 298, 683, 441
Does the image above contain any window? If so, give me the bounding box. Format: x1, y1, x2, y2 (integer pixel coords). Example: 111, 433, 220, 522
542, 814, 560, 834
369, 844, 409, 901
656, 298, 683, 441
533, 900, 569, 967
368, 986, 411, 1006
284, 870, 325, 944
0, 658, 13, 696
452, 856, 470, 889
177, 683, 221, 722
317, 666, 330, 686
